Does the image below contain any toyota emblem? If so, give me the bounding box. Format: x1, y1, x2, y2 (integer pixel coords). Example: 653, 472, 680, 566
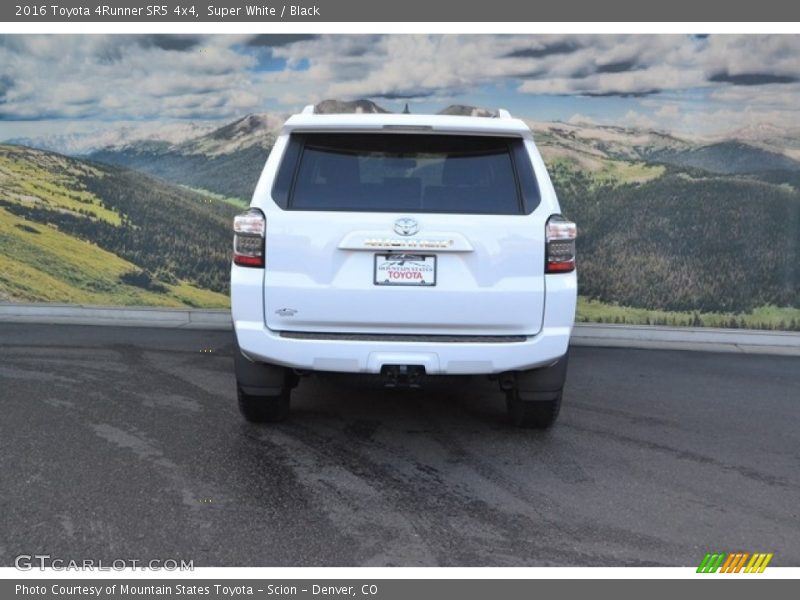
393, 217, 419, 236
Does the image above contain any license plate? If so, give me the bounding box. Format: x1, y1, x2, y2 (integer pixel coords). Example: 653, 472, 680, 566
374, 254, 436, 286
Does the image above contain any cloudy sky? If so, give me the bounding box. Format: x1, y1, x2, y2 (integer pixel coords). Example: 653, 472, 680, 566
2, 34, 800, 139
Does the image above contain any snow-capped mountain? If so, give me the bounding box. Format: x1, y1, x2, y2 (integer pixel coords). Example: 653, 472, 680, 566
7, 121, 217, 156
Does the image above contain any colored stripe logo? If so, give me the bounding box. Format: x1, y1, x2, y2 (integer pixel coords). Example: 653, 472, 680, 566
697, 552, 773, 573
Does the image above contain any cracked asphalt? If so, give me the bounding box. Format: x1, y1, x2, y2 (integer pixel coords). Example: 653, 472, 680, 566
1, 323, 798, 567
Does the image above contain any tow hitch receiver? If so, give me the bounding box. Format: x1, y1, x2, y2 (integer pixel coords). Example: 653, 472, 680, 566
380, 365, 426, 388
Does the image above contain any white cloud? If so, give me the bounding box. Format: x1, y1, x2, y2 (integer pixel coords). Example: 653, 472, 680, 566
1, 34, 800, 138
567, 113, 598, 125
0, 35, 259, 121
655, 105, 680, 120
703, 35, 800, 77
618, 110, 659, 130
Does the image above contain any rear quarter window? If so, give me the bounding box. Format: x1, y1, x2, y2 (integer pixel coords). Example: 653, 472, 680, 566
271, 133, 541, 214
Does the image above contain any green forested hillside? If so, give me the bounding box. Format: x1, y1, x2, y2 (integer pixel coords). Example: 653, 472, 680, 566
650, 142, 800, 174
551, 163, 800, 315
0, 145, 234, 306
90, 144, 269, 203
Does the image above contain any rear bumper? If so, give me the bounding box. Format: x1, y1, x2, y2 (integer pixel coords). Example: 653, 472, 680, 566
232, 264, 576, 375
235, 323, 571, 375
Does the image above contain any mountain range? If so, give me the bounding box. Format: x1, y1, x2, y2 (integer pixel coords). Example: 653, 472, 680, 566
7, 121, 217, 157
2, 99, 798, 326
87, 116, 275, 202
75, 102, 800, 204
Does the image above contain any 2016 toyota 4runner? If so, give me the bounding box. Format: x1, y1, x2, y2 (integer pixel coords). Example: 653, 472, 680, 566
231, 106, 577, 428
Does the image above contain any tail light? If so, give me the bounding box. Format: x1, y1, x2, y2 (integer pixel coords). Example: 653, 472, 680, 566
545, 215, 577, 273
233, 209, 266, 267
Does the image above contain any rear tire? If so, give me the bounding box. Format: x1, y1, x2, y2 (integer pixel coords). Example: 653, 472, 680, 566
233, 334, 296, 423
237, 386, 291, 423
503, 352, 568, 429
506, 390, 562, 429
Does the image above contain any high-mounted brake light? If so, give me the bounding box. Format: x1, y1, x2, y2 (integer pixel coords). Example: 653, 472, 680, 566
233, 209, 266, 268
545, 215, 577, 274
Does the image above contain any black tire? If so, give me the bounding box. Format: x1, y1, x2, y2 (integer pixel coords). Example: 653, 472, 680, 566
506, 390, 562, 429
233, 334, 295, 423
503, 352, 568, 429
237, 385, 291, 423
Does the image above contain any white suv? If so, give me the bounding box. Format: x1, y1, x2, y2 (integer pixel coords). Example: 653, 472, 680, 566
231, 106, 577, 428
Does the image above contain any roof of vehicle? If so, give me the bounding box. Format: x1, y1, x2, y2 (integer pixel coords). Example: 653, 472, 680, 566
282, 105, 533, 138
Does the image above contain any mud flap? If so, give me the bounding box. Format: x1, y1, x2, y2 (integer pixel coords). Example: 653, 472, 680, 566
513, 352, 569, 402
233, 333, 296, 397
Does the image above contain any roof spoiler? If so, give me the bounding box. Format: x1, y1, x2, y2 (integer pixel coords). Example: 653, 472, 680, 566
301, 104, 514, 118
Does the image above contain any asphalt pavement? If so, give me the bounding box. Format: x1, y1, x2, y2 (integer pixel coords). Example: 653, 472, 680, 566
1, 323, 798, 567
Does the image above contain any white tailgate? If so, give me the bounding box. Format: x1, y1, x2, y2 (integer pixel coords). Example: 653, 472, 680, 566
263, 211, 546, 336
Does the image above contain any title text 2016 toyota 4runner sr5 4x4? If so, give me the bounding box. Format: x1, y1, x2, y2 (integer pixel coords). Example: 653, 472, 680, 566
231, 106, 577, 428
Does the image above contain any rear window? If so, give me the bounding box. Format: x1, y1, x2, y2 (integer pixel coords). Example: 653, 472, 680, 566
272, 133, 540, 214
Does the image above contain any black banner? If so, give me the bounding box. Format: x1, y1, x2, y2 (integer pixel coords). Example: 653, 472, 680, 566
4, 579, 797, 600
3, 0, 800, 22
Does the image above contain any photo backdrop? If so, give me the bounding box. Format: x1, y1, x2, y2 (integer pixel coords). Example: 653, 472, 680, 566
1, 34, 798, 329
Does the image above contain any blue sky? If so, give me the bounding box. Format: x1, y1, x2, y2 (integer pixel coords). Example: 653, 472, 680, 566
1, 34, 799, 139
